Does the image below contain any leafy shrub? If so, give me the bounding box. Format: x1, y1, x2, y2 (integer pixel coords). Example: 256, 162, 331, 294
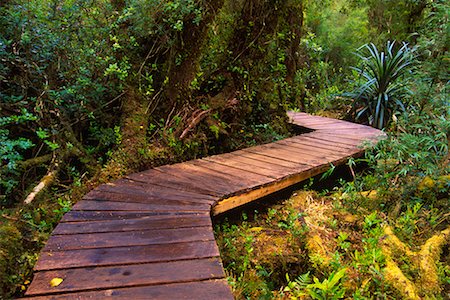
345, 41, 415, 129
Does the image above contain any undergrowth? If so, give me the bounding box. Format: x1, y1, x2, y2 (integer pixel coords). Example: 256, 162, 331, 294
215, 101, 449, 299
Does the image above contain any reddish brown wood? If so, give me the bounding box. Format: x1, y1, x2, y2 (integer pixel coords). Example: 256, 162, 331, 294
242, 145, 324, 166
35, 228, 216, 270
26, 279, 232, 299
203, 152, 295, 179
60, 211, 204, 222
190, 159, 275, 187
274, 140, 346, 160
126, 169, 223, 197
156, 163, 242, 195
238, 150, 311, 170
52, 214, 212, 235
28, 258, 225, 295
94, 181, 216, 202
26, 112, 383, 299
303, 132, 365, 146
72, 200, 211, 212
45, 230, 218, 252
293, 135, 358, 150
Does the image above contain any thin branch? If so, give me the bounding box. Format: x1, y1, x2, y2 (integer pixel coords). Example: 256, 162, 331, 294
179, 109, 212, 140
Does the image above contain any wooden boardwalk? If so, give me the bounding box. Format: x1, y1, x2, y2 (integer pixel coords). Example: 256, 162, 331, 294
25, 112, 383, 299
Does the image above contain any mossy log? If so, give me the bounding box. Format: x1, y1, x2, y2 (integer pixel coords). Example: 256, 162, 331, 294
380, 225, 450, 299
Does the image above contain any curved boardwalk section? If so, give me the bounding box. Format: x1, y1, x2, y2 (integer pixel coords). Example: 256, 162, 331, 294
25, 112, 383, 299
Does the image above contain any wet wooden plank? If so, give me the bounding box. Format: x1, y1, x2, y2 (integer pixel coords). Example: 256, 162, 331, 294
60, 211, 203, 222
272, 145, 342, 164
27, 258, 225, 296
190, 159, 275, 187
25, 279, 233, 299
302, 123, 367, 130
275, 139, 349, 159
284, 138, 357, 155
52, 214, 212, 235
290, 113, 346, 123
35, 229, 216, 270
156, 163, 248, 195
44, 226, 214, 251
237, 150, 312, 170
242, 144, 325, 166
94, 181, 216, 203
303, 132, 365, 146
203, 153, 296, 179
226, 153, 302, 173
84, 189, 214, 205
72, 200, 211, 212
292, 135, 359, 151
126, 169, 223, 197
318, 129, 382, 138
184, 159, 274, 186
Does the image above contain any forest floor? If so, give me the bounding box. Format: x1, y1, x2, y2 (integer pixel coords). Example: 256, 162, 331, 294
214, 164, 450, 299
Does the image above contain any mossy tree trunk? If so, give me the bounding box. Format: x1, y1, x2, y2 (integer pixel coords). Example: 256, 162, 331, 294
165, 0, 226, 106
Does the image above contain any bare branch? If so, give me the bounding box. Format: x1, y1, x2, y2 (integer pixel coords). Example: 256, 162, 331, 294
179, 109, 212, 140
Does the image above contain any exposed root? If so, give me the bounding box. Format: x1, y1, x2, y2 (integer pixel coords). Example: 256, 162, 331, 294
290, 191, 336, 269
383, 258, 420, 300
380, 225, 450, 298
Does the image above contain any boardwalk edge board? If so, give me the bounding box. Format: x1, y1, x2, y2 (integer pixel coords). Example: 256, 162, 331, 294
25, 112, 384, 299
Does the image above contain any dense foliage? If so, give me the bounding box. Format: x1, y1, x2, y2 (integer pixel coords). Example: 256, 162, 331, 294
346, 41, 414, 129
1, 0, 448, 298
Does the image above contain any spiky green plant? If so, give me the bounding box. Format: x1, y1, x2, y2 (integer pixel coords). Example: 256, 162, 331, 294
347, 41, 414, 129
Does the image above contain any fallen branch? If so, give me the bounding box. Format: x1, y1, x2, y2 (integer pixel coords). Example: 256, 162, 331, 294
18, 154, 52, 170
23, 163, 59, 205
179, 109, 212, 140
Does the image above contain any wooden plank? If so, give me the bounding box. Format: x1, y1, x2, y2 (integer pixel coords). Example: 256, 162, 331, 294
285, 136, 357, 153
293, 135, 358, 151
242, 145, 324, 166
27, 258, 225, 295
203, 156, 277, 179
156, 163, 249, 195
25, 279, 233, 299
226, 153, 301, 172
84, 189, 215, 205
204, 153, 296, 179
301, 123, 366, 130
275, 140, 346, 159
190, 159, 275, 186
126, 169, 223, 197
212, 164, 332, 215
292, 120, 346, 128
95, 181, 215, 203
52, 214, 211, 235
46, 226, 215, 253
72, 200, 211, 212
185, 159, 274, 185
35, 228, 216, 270
318, 129, 381, 138
61, 211, 204, 222
303, 132, 365, 146
41, 239, 218, 265
290, 114, 342, 122
270, 144, 344, 163
238, 151, 312, 170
